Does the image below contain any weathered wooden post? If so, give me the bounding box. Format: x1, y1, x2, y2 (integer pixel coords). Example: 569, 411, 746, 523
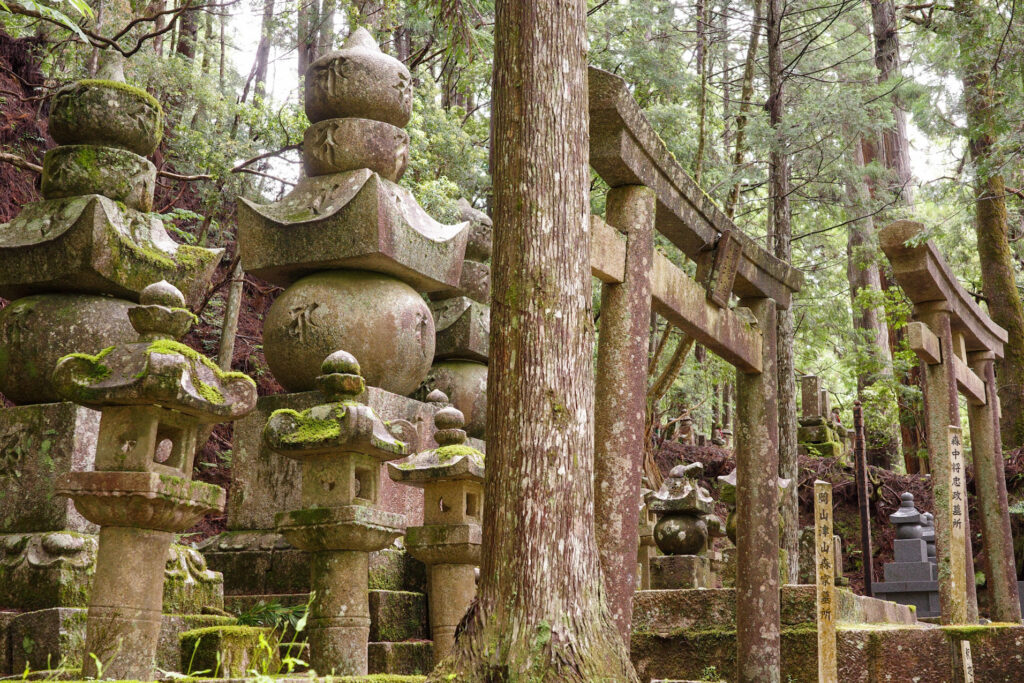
853, 401, 874, 597
735, 296, 781, 683
814, 480, 838, 683
594, 184, 655, 642
966, 351, 1022, 622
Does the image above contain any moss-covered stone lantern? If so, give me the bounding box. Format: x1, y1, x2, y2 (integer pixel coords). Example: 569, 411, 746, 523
264, 350, 407, 676
52, 281, 257, 680
388, 392, 484, 662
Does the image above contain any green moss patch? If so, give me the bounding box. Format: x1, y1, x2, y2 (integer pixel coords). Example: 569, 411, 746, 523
146, 339, 256, 388
58, 345, 115, 383
270, 407, 343, 444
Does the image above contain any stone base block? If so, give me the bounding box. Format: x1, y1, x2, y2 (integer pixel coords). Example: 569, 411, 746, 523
893, 538, 929, 564
430, 297, 489, 362
873, 580, 940, 618
367, 640, 433, 675
0, 402, 99, 532
369, 590, 428, 642
180, 625, 280, 678
0, 610, 15, 674
2, 607, 230, 676
650, 555, 709, 589
883, 561, 936, 583
0, 532, 223, 612
204, 533, 428, 599
799, 440, 844, 458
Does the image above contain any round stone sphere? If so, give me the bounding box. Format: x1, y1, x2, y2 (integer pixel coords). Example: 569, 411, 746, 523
263, 270, 434, 395
654, 513, 708, 556
0, 293, 137, 404
303, 118, 409, 181
419, 360, 487, 439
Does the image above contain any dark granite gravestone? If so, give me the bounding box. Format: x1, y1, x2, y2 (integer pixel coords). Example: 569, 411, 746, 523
872, 493, 940, 617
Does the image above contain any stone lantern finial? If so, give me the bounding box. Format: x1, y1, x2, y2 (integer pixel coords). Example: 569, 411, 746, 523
316, 349, 366, 401
889, 492, 923, 539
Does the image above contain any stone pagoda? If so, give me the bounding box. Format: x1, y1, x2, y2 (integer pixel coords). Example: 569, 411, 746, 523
0, 77, 225, 675
646, 462, 726, 589
264, 350, 407, 675
53, 281, 256, 679
203, 30, 481, 660
388, 393, 485, 662
873, 492, 940, 617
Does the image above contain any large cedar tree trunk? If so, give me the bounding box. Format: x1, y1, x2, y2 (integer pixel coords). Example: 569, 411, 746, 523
767, 0, 799, 585
955, 0, 1024, 449
428, 0, 637, 680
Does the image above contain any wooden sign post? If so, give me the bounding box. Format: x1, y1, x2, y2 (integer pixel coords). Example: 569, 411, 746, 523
814, 480, 838, 683
948, 426, 968, 623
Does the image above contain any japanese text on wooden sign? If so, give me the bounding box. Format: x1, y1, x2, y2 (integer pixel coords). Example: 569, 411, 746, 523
814, 480, 838, 683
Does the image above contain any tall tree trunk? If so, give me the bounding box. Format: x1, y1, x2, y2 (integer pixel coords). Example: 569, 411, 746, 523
868, 0, 913, 206
725, 0, 763, 219
252, 0, 276, 101
429, 0, 637, 679
767, 0, 798, 586
693, 0, 708, 184
297, 0, 319, 78
954, 0, 1024, 449
317, 0, 335, 55
175, 0, 200, 60
845, 139, 902, 470
867, 0, 919, 467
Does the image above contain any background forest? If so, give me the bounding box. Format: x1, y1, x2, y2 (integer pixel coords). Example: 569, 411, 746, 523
0, 0, 1023, 485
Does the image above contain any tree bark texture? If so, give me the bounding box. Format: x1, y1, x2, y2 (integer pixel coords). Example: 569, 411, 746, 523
429, 1, 637, 679
594, 185, 655, 645
767, 0, 798, 587
868, 0, 913, 206
725, 0, 763, 219
846, 139, 902, 470
955, 0, 1024, 450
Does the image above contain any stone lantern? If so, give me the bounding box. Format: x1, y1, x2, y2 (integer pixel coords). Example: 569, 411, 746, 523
388, 392, 484, 662
890, 491, 923, 539
922, 511, 937, 563
53, 281, 257, 679
646, 462, 725, 588
264, 350, 407, 676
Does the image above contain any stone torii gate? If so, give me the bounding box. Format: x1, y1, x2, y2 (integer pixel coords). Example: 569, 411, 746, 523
586, 66, 803, 682
880, 219, 1021, 625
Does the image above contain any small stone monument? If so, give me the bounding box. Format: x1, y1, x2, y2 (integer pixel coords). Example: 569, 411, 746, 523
388, 392, 484, 662
646, 463, 725, 589
798, 375, 845, 459
53, 281, 257, 679
873, 492, 940, 617
264, 350, 407, 675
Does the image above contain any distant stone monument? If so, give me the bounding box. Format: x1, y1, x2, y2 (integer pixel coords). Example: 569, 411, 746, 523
797, 375, 845, 459
54, 281, 256, 679
873, 492, 940, 617
646, 463, 726, 588
388, 393, 485, 662
0, 77, 225, 674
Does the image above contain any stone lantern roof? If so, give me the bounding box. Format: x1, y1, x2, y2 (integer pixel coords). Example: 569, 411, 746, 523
388, 398, 484, 485
52, 281, 257, 421
647, 462, 714, 515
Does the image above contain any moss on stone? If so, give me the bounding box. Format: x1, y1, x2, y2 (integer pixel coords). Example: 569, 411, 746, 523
434, 444, 483, 462
146, 339, 256, 389
194, 377, 225, 404
270, 407, 342, 444
58, 345, 115, 383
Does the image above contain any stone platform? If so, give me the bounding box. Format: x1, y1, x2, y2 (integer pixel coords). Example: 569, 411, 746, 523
631, 585, 1024, 682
